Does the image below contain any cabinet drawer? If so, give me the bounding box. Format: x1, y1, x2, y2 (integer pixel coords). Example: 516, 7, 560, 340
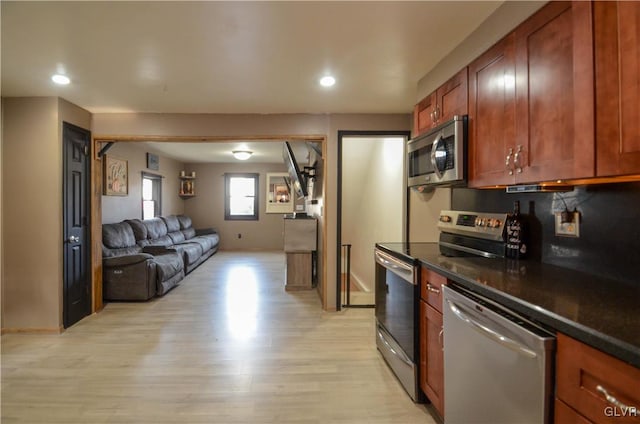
555, 399, 594, 424
420, 268, 447, 312
556, 333, 640, 424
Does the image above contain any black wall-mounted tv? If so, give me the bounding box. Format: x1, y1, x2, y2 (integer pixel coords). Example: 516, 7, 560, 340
283, 141, 308, 198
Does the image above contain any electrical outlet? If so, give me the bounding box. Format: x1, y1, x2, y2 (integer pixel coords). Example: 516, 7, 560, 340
555, 211, 580, 237
296, 205, 304, 211
237, 233, 242, 239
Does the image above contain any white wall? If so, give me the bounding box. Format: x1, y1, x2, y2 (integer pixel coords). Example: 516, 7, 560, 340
101, 142, 185, 223
342, 137, 404, 290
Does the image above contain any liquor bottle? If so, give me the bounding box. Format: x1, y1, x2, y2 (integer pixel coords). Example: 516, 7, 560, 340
506, 200, 527, 259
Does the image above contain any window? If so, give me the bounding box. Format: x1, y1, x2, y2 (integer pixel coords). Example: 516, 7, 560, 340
142, 172, 162, 220
225, 173, 259, 220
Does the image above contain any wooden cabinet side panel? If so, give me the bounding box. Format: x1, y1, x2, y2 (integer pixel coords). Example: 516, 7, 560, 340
438, 67, 468, 122
419, 300, 428, 397
515, 1, 595, 183
468, 33, 517, 187
595, 1, 640, 176
424, 304, 444, 418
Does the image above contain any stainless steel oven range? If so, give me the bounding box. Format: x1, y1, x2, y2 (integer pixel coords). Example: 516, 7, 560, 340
374, 248, 419, 401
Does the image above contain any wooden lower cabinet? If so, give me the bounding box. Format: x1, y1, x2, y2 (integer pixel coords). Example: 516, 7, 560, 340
556, 399, 595, 424
556, 333, 640, 424
419, 299, 444, 418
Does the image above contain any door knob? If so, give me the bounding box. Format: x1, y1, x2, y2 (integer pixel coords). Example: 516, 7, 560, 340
67, 235, 79, 243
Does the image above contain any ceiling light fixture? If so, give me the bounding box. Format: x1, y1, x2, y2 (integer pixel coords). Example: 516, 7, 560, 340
232, 150, 252, 161
319, 76, 336, 87
51, 74, 71, 85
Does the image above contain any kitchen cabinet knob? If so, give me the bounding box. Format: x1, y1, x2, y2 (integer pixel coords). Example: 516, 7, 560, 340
514, 145, 523, 172
506, 148, 514, 175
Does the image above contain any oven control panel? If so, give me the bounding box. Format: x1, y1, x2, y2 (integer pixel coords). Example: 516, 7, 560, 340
438, 210, 508, 241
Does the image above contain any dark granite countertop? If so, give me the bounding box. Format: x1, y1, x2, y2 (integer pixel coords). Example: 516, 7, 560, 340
376, 242, 640, 368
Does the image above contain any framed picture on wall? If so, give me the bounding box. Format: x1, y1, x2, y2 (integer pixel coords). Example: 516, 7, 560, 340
146, 152, 159, 170
103, 155, 129, 196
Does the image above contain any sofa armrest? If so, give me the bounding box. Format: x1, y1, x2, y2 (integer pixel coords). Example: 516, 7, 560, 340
195, 228, 217, 236
103, 253, 154, 267
142, 245, 177, 255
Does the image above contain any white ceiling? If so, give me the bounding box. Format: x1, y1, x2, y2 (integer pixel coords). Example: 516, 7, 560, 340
1, 1, 503, 114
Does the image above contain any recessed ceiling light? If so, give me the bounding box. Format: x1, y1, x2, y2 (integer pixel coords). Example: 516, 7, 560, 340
319, 76, 336, 87
51, 74, 70, 85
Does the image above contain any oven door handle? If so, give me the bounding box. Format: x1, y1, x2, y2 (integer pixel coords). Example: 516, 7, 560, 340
445, 299, 537, 359
374, 250, 415, 284
377, 328, 413, 367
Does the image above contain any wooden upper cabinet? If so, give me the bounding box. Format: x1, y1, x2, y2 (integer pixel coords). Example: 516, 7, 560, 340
595, 1, 640, 177
413, 68, 468, 137
514, 1, 595, 183
468, 33, 517, 187
413, 93, 437, 136
436, 67, 468, 125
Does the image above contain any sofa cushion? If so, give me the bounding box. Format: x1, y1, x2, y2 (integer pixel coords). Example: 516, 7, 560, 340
177, 215, 192, 230
153, 252, 184, 281
168, 231, 186, 244
173, 242, 203, 264
162, 215, 181, 232
103, 222, 137, 249
102, 245, 143, 258
138, 235, 174, 248
125, 219, 148, 241
143, 218, 168, 239
182, 227, 196, 240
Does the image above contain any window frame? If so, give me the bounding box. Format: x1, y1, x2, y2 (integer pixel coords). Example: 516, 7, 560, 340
224, 173, 259, 221
141, 171, 163, 220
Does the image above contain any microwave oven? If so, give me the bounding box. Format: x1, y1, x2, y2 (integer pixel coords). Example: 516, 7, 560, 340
407, 115, 467, 190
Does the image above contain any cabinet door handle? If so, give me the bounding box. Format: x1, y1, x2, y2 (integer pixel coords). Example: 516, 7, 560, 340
426, 283, 440, 294
596, 385, 631, 410
430, 111, 435, 123
438, 328, 444, 349
506, 148, 514, 175
513, 145, 523, 174
434, 106, 440, 122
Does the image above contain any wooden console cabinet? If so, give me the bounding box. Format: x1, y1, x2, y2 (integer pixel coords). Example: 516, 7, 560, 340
283, 218, 317, 291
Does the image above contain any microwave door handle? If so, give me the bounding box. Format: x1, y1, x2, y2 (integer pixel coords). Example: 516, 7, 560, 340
430, 134, 444, 178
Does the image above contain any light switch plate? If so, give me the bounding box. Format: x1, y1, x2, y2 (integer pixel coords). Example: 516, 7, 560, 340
555, 211, 580, 237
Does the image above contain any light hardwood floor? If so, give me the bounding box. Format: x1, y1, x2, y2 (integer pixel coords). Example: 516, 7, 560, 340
1, 252, 434, 423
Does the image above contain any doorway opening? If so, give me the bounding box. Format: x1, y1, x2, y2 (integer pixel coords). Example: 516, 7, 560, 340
337, 131, 409, 310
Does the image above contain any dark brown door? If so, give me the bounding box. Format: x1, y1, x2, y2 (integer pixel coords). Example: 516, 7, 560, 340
595, 1, 640, 177
468, 33, 517, 187
424, 303, 444, 417
63, 122, 91, 328
514, 1, 595, 183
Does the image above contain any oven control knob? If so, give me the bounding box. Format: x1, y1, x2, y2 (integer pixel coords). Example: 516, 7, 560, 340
491, 219, 502, 228
475, 217, 481, 227
439, 215, 452, 223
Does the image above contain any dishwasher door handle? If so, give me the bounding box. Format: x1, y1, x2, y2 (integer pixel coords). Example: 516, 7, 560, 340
445, 299, 538, 359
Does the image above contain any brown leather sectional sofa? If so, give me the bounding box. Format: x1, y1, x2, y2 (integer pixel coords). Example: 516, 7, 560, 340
102, 215, 219, 300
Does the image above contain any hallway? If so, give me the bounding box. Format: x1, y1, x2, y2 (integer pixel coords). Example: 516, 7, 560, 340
1, 252, 433, 423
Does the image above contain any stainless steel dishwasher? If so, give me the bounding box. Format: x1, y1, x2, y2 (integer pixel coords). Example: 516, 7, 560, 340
442, 284, 555, 424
